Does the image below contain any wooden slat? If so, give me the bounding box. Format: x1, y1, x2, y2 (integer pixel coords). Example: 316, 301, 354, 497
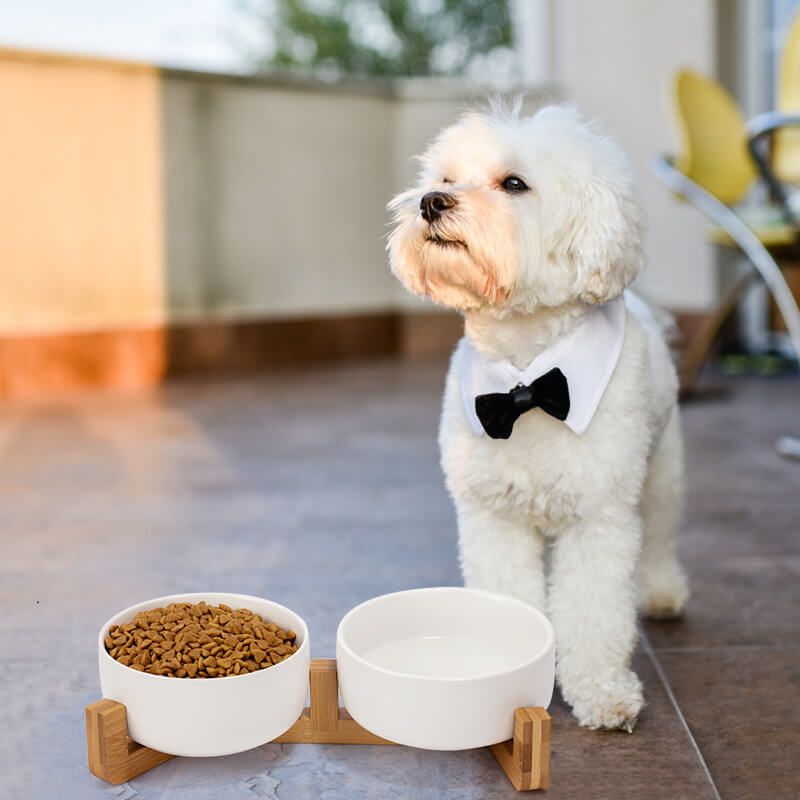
273, 709, 313, 743
310, 659, 339, 734
86, 699, 173, 785
275, 661, 394, 745
490, 739, 520, 789
528, 708, 551, 790
273, 714, 394, 746
515, 708, 534, 777
489, 707, 550, 791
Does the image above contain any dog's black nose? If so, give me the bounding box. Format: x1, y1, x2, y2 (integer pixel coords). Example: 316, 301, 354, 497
420, 191, 456, 222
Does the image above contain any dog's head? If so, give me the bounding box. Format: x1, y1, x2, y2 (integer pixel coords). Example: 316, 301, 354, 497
387, 105, 643, 314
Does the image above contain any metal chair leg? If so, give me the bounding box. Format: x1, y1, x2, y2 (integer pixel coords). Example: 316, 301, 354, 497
679, 270, 757, 394
653, 156, 800, 363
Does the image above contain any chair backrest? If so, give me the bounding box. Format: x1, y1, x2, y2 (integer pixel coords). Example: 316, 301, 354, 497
672, 69, 757, 204
774, 8, 800, 183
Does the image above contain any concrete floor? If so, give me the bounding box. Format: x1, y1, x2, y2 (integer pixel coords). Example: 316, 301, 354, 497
1, 358, 798, 799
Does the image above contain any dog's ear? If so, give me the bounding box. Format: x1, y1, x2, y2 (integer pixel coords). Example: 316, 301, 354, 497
567, 174, 643, 305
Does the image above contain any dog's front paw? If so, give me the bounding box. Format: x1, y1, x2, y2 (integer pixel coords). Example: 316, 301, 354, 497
640, 567, 689, 620
563, 669, 643, 733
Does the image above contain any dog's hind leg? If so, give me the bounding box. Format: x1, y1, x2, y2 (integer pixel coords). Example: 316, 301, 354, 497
455, 500, 546, 613
638, 405, 690, 619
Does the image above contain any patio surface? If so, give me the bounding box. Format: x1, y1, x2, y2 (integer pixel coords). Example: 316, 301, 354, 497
1, 358, 798, 799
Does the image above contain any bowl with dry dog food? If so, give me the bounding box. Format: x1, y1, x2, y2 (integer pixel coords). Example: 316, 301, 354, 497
98, 592, 309, 757
336, 587, 555, 750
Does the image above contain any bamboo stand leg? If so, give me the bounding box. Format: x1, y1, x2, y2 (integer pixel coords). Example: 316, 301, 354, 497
85, 699, 173, 785
489, 708, 551, 791
86, 658, 550, 791
272, 659, 394, 744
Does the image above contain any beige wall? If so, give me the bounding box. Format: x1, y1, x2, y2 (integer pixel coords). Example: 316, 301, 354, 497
0, 50, 164, 335
162, 75, 399, 322
552, 0, 718, 311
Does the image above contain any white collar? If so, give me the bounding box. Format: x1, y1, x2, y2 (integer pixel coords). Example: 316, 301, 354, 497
460, 296, 626, 436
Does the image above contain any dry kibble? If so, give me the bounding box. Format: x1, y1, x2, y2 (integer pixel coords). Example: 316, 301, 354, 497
105, 602, 298, 678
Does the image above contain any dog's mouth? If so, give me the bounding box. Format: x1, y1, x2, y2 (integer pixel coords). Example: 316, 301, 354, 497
424, 232, 468, 250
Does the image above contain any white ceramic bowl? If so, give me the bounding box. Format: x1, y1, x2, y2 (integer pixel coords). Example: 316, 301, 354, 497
98, 592, 310, 757
336, 587, 555, 751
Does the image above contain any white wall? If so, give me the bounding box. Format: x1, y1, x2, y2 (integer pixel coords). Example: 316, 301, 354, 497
551, 0, 718, 311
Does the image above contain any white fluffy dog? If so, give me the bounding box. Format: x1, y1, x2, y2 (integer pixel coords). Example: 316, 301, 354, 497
387, 105, 689, 732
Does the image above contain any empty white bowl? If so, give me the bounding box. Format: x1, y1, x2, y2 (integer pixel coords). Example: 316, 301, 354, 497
336, 587, 555, 751
98, 592, 310, 757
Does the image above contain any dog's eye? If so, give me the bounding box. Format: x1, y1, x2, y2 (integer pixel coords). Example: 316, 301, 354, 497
501, 175, 529, 193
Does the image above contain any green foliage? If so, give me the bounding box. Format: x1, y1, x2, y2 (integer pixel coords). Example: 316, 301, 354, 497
241, 0, 512, 78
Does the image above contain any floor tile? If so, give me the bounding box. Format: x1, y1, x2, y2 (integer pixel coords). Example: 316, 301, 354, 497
644, 551, 800, 650
655, 648, 800, 800
540, 651, 717, 800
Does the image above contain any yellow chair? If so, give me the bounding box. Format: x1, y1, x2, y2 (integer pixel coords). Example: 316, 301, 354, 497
653, 68, 800, 392
672, 69, 758, 205
774, 7, 800, 183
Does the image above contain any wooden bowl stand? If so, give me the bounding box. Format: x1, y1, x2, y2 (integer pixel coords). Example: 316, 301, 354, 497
86, 658, 550, 792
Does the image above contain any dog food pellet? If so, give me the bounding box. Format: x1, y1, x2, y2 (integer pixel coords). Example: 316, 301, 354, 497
105, 601, 298, 678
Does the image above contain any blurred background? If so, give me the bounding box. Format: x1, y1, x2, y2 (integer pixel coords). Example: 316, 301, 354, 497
1, 0, 799, 395
2, 4, 800, 799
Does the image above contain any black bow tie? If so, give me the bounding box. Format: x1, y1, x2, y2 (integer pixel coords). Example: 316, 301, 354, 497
474, 368, 570, 440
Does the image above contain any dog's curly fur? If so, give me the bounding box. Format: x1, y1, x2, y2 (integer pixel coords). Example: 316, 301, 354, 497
387, 105, 689, 732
